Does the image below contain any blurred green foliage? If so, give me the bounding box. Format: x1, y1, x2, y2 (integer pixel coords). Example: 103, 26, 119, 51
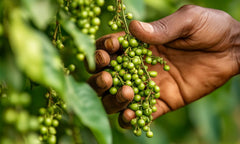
96, 0, 240, 144
0, 0, 239, 143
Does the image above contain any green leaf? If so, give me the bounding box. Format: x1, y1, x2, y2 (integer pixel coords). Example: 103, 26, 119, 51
61, 13, 96, 71
0, 57, 23, 90
65, 76, 112, 144
8, 9, 65, 95
22, 0, 56, 29
125, 0, 145, 20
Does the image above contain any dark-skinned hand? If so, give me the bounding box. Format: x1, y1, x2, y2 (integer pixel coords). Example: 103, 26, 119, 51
87, 5, 240, 128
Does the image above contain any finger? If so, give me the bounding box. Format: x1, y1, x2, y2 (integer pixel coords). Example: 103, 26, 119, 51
118, 109, 135, 129
118, 99, 172, 129
129, 5, 204, 45
87, 71, 112, 96
151, 99, 171, 120
96, 31, 125, 54
102, 85, 134, 114
87, 49, 111, 73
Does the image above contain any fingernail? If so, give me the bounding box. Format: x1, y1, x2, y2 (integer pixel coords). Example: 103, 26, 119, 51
104, 38, 113, 51
95, 50, 110, 67
139, 21, 154, 33
116, 86, 134, 103
96, 71, 112, 89
122, 109, 135, 123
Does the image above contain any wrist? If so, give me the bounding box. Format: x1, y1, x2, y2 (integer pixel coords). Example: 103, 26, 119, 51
232, 20, 240, 75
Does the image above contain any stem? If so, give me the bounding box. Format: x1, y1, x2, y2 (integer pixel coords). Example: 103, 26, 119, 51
140, 56, 151, 81
52, 22, 59, 41
120, 0, 130, 35
117, 75, 125, 85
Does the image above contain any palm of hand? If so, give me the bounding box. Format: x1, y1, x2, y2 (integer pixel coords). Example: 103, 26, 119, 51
148, 32, 236, 117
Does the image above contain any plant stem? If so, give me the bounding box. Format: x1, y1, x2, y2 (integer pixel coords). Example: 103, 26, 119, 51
120, 0, 130, 35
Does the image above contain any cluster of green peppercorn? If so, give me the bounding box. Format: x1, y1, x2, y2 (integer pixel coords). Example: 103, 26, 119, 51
105, 0, 170, 138
38, 90, 66, 144
0, 86, 40, 143
53, 0, 105, 62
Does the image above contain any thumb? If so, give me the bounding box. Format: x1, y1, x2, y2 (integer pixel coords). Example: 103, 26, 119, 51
129, 5, 202, 45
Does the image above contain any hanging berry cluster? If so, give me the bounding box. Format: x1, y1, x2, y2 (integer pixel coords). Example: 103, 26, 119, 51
53, 0, 105, 62
38, 89, 66, 143
105, 0, 170, 138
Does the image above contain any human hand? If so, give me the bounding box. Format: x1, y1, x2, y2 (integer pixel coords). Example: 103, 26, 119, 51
88, 5, 240, 128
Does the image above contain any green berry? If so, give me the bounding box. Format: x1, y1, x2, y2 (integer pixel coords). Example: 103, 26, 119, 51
142, 101, 149, 109
147, 50, 152, 56
144, 89, 151, 96
123, 56, 129, 62
52, 119, 59, 127
48, 135, 57, 144
4, 108, 17, 124
154, 85, 160, 93
131, 118, 137, 125
39, 107, 46, 115
88, 27, 97, 34
134, 129, 142, 136
107, 5, 114, 12
133, 87, 139, 94
40, 126, 48, 134
142, 48, 148, 54
138, 119, 145, 127
113, 77, 120, 86
68, 64, 76, 72
135, 78, 142, 85
129, 38, 138, 47
138, 69, 144, 75
135, 110, 142, 117
114, 65, 121, 71
125, 80, 132, 86
149, 71, 158, 77
123, 74, 131, 80
126, 12, 133, 19
143, 126, 150, 132
145, 56, 152, 64
110, 60, 118, 67
127, 62, 134, 69
116, 56, 123, 63
118, 36, 124, 43
49, 127, 57, 135
108, 20, 114, 26
151, 59, 158, 65
132, 57, 139, 65
109, 87, 117, 95
150, 99, 157, 105
163, 65, 170, 71
44, 117, 52, 126
148, 80, 156, 88
129, 103, 138, 111
128, 51, 135, 57
121, 40, 129, 48
132, 74, 139, 80
155, 92, 160, 98
122, 62, 128, 68
135, 49, 142, 56
152, 105, 157, 112
134, 94, 141, 102
143, 108, 152, 116
138, 83, 145, 90
93, 7, 101, 15
119, 69, 126, 76
96, 0, 105, 6
146, 131, 153, 138
77, 53, 85, 61
111, 23, 118, 30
